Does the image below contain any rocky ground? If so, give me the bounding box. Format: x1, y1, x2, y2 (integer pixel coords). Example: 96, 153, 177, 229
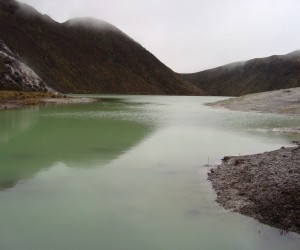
0, 39, 53, 92
208, 87, 300, 115
208, 143, 300, 234
0, 91, 96, 110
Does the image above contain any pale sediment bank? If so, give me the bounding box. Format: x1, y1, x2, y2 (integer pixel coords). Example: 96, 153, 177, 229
208, 143, 300, 234
207, 87, 300, 115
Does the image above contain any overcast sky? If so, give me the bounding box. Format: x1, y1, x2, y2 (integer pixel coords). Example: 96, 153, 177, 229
21, 0, 300, 73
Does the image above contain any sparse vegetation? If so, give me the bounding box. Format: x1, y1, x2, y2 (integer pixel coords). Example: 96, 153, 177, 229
0, 90, 60, 108
0, 91, 57, 101
0, 90, 95, 110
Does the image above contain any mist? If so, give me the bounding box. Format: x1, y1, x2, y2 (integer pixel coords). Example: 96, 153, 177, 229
64, 17, 120, 31
20, 0, 300, 73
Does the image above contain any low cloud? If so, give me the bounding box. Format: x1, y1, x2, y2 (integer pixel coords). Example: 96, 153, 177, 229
21, 0, 300, 72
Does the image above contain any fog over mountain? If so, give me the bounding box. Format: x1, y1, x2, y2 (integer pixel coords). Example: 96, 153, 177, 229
0, 0, 203, 95
182, 51, 300, 96
21, 0, 300, 72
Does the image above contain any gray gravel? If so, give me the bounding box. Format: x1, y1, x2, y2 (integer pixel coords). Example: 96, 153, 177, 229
208, 87, 300, 115
208, 144, 300, 234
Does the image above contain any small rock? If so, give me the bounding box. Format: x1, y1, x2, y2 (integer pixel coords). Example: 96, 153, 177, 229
222, 156, 230, 161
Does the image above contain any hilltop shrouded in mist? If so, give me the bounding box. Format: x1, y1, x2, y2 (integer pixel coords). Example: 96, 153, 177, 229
64, 17, 119, 31
0, 0, 204, 95
181, 51, 300, 96
20, 0, 300, 72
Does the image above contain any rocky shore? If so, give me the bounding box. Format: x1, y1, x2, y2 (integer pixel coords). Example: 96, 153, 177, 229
208, 143, 300, 234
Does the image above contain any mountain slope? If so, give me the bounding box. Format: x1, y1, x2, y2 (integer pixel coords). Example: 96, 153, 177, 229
0, 39, 53, 92
181, 51, 300, 96
0, 0, 204, 95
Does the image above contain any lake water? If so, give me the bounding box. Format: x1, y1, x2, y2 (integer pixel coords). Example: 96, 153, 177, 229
0, 95, 299, 250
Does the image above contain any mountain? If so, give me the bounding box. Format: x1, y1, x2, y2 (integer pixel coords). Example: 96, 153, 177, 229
0, 0, 204, 95
181, 51, 300, 96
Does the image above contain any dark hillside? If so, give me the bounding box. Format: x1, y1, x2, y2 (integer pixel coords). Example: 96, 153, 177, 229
181, 51, 300, 96
0, 0, 204, 95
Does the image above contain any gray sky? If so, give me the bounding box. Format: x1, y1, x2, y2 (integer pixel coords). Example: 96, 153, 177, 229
21, 0, 300, 73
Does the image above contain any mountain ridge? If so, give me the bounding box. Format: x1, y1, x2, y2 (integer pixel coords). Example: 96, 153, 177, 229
181, 50, 300, 96
0, 0, 204, 95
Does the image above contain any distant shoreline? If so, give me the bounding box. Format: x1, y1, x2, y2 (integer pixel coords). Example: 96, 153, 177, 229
208, 143, 300, 234
0, 91, 97, 111
207, 87, 300, 115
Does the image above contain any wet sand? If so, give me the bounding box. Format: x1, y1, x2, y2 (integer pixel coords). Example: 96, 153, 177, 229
208, 143, 300, 234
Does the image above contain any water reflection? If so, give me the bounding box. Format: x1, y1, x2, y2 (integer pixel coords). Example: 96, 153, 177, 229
0, 179, 18, 191
0, 106, 39, 143
0, 101, 154, 190
0, 96, 300, 250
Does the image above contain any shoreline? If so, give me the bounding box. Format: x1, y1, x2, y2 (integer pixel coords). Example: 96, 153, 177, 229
0, 91, 97, 110
208, 143, 300, 234
207, 87, 300, 115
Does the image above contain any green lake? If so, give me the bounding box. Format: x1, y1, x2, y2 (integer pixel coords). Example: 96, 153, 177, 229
0, 95, 299, 250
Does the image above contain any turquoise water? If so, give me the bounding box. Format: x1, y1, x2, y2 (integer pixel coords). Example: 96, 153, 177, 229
0, 95, 299, 250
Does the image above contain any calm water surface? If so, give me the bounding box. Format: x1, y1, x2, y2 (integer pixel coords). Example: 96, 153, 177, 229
0, 95, 299, 250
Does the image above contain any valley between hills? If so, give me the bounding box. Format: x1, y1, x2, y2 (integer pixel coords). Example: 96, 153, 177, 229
1, 0, 300, 98
0, 0, 299, 238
